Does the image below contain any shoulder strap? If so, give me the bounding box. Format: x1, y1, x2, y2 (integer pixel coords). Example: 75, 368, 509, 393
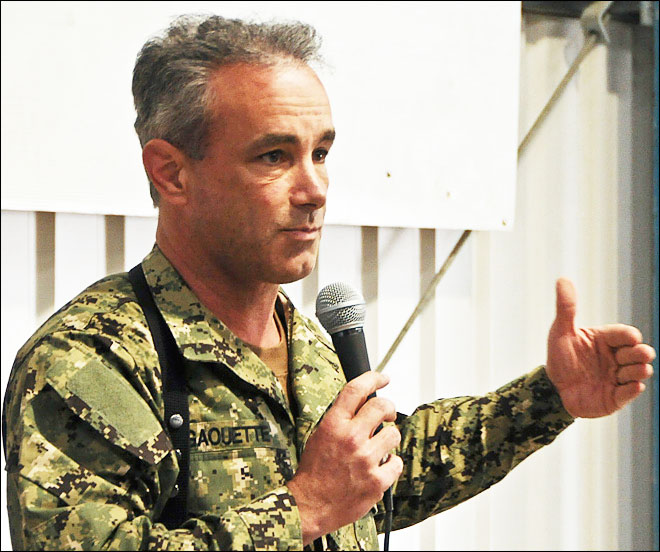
128, 264, 190, 529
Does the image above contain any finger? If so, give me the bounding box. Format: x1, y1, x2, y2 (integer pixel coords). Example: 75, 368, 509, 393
377, 453, 404, 489
614, 343, 656, 365
599, 324, 644, 348
614, 381, 646, 410
553, 278, 577, 334
333, 371, 390, 419
369, 423, 401, 454
353, 397, 397, 436
616, 363, 654, 384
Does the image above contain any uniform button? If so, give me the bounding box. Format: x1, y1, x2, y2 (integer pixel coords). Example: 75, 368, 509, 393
170, 484, 179, 498
175, 449, 182, 461
169, 413, 183, 429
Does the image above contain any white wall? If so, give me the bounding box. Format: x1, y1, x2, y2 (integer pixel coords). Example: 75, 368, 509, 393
1, 11, 655, 552
0, 1, 520, 230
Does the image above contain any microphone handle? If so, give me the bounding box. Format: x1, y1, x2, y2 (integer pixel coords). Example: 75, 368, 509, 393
330, 327, 372, 382
330, 325, 394, 551
330, 326, 381, 423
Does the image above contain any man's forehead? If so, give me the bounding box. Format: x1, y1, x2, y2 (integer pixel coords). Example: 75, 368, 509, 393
208, 61, 328, 105
206, 61, 333, 137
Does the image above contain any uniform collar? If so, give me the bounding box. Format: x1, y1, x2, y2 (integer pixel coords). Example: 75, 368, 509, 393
275, 282, 346, 448
141, 245, 346, 439
141, 245, 291, 419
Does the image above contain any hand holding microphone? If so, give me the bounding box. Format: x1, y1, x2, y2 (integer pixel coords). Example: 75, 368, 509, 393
286, 283, 402, 548
315, 283, 393, 459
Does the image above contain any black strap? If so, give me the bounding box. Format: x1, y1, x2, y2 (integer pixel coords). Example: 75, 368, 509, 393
128, 264, 190, 529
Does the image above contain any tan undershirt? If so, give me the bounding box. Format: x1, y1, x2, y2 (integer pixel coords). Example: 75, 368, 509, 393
245, 307, 292, 406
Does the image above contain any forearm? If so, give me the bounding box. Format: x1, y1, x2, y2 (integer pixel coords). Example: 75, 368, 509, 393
376, 365, 574, 532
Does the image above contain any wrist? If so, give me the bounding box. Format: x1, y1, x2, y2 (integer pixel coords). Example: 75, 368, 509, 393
287, 476, 327, 546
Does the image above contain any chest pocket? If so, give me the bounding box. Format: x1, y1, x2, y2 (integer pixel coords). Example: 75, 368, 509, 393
187, 419, 294, 515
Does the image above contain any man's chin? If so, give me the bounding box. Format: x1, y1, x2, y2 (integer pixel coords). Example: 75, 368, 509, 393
277, 265, 316, 285
270, 253, 318, 285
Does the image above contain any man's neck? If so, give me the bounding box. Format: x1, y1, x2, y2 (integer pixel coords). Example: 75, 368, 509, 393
156, 231, 281, 349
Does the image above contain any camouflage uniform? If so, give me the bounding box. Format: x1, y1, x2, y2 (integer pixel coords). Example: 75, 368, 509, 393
3, 246, 574, 550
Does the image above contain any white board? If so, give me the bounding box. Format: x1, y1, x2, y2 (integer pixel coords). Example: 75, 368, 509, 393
1, 1, 520, 230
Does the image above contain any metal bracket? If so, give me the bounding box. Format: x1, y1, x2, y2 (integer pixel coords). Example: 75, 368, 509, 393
580, 0, 615, 43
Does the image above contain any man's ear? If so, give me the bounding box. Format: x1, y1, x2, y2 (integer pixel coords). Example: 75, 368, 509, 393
142, 139, 191, 205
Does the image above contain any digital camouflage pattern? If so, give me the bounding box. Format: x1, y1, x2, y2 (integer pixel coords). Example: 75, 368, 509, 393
3, 245, 575, 550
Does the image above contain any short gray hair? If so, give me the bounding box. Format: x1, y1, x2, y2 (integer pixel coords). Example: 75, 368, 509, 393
132, 14, 323, 206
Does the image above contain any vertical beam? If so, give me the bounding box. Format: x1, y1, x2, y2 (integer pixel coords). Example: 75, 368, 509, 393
375, 227, 422, 551
123, 216, 158, 271
1, 211, 37, 552
35, 212, 55, 324
653, 4, 659, 550
53, 213, 106, 307
361, 227, 379, 363
105, 215, 125, 275
418, 228, 436, 549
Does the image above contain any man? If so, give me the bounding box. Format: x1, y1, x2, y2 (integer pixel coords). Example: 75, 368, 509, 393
2, 14, 655, 551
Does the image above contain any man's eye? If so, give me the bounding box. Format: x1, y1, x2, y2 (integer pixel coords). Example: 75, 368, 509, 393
313, 148, 329, 163
260, 150, 284, 164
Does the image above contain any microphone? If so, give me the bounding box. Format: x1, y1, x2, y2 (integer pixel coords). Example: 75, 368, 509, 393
315, 282, 371, 383
315, 282, 394, 551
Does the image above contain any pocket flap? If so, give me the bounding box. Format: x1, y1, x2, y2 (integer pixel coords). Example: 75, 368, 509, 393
45, 347, 171, 465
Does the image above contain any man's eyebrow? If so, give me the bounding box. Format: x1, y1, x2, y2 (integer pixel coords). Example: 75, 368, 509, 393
249, 129, 336, 152
320, 129, 336, 144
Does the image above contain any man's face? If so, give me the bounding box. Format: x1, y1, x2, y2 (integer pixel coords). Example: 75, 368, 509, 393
185, 62, 334, 285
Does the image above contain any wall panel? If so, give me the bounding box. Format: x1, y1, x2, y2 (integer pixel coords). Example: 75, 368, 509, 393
54, 213, 107, 306
0, 13, 654, 552
124, 216, 158, 271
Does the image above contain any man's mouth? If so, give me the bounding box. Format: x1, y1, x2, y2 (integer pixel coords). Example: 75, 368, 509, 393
282, 226, 321, 240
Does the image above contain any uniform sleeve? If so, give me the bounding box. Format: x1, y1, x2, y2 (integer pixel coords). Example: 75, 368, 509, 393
375, 365, 575, 532
3, 335, 304, 551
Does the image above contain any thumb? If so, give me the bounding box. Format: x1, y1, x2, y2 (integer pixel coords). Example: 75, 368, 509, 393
553, 278, 577, 334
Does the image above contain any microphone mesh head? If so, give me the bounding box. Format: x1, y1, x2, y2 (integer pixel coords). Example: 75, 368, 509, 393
316, 282, 366, 334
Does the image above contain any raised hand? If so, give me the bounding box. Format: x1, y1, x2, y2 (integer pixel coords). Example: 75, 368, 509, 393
546, 278, 655, 418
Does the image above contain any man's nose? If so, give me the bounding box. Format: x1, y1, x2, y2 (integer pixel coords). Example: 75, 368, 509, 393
290, 160, 327, 211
